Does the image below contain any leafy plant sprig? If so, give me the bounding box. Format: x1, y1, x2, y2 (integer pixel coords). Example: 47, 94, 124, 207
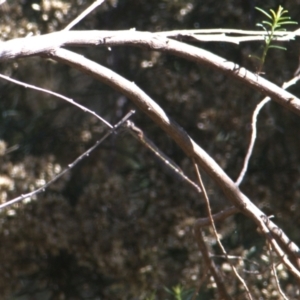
164, 285, 196, 300
165, 285, 185, 300
252, 6, 297, 73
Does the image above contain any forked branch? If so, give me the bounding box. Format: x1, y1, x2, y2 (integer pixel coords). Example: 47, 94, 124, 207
0, 24, 299, 284
48, 48, 300, 281
0, 30, 300, 116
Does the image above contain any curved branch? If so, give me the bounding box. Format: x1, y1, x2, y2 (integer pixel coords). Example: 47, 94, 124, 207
48, 48, 300, 280
0, 30, 300, 115
1, 30, 299, 278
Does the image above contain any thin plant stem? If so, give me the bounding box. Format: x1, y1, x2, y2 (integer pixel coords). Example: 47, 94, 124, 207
193, 159, 253, 300
64, 0, 106, 31
267, 242, 289, 300
236, 74, 300, 186
0, 73, 113, 129
0, 110, 135, 211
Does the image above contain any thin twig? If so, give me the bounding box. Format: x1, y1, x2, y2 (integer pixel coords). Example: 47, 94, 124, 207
267, 242, 289, 300
159, 28, 300, 36
194, 206, 239, 227
0, 73, 113, 129
124, 120, 202, 193
158, 28, 300, 44
1, 31, 300, 118
193, 159, 253, 300
235, 74, 300, 186
194, 222, 233, 300
64, 0, 106, 31
235, 97, 270, 186
258, 215, 300, 284
0, 110, 135, 211
210, 254, 261, 274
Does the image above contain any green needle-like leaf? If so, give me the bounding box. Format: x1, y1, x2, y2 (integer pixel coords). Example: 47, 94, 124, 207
268, 45, 287, 50
253, 5, 297, 74
255, 7, 272, 19
262, 21, 273, 27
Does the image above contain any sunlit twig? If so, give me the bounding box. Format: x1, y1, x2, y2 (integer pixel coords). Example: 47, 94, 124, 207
158, 28, 300, 44
0, 73, 113, 129
64, 0, 106, 31
236, 74, 300, 186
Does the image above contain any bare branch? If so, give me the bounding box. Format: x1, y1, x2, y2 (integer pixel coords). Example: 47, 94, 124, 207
158, 28, 300, 44
0, 31, 300, 117
0, 3, 299, 297
47, 47, 300, 280
193, 159, 253, 300
159, 27, 300, 36
235, 96, 271, 186
0, 73, 113, 129
236, 74, 300, 186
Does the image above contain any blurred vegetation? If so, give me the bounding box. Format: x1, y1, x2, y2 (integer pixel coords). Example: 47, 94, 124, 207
0, 0, 300, 299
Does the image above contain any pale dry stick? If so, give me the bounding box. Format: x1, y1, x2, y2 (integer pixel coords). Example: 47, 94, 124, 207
0, 110, 135, 211
193, 159, 253, 300
162, 27, 300, 44
4, 144, 20, 154
0, 73, 113, 129
235, 74, 300, 186
235, 96, 270, 186
159, 28, 300, 44
2, 31, 300, 118
50, 48, 300, 280
267, 242, 289, 300
63, 0, 106, 31
159, 28, 300, 36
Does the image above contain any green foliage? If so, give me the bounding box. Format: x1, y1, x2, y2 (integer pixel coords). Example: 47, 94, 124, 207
164, 285, 196, 300
252, 5, 297, 73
